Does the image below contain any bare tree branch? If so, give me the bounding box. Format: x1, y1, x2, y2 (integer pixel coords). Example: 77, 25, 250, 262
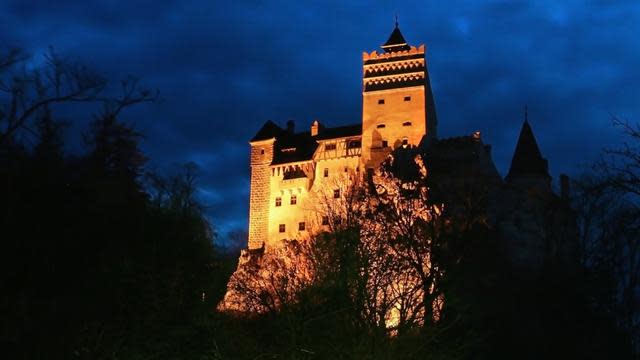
0, 47, 159, 146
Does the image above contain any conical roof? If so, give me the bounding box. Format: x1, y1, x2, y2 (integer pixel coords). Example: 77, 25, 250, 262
251, 120, 282, 142
382, 25, 411, 52
506, 118, 550, 180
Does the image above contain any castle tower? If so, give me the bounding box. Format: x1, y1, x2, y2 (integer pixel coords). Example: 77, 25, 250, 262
505, 111, 551, 192
247, 120, 281, 249
361, 23, 438, 169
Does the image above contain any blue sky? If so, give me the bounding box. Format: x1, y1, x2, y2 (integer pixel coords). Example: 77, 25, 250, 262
2, 1, 639, 235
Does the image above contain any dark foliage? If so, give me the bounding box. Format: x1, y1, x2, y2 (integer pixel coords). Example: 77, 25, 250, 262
0, 51, 227, 359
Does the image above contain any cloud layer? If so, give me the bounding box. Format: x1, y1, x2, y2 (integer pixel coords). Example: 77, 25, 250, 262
2, 0, 638, 234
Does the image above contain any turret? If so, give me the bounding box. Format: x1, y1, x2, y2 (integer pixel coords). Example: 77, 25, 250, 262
247, 120, 281, 249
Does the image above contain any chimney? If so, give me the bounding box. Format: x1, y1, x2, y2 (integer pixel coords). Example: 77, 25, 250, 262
560, 174, 570, 201
311, 120, 321, 136
286, 120, 295, 134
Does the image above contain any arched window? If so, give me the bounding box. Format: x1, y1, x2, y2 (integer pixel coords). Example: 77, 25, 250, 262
403, 121, 412, 127
377, 124, 386, 129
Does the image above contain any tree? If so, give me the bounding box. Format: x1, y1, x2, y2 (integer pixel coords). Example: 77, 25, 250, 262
574, 117, 640, 352
0, 47, 228, 359
219, 149, 449, 335
0, 48, 157, 146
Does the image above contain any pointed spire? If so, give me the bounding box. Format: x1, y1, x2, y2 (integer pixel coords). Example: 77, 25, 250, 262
506, 111, 550, 181
382, 17, 411, 53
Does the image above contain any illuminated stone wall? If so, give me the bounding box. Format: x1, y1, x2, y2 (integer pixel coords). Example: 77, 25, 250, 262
265, 140, 360, 249
248, 139, 274, 249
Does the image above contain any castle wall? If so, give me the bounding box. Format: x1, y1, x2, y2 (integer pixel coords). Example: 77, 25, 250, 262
267, 167, 312, 247
361, 86, 427, 168
264, 155, 360, 248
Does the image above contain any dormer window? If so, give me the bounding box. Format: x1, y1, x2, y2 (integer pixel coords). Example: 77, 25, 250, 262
378, 99, 385, 105
403, 121, 412, 127
377, 124, 386, 129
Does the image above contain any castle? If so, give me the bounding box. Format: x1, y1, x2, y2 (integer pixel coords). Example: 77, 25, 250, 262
248, 23, 439, 249
246, 23, 571, 267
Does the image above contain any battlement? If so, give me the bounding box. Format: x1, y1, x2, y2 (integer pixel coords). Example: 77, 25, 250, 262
362, 44, 425, 62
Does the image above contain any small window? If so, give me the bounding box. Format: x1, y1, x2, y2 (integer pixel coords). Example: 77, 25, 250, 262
333, 189, 340, 199
378, 99, 385, 104
260, 149, 265, 154
347, 140, 361, 149
321, 216, 329, 225
382, 140, 388, 148
402, 138, 409, 146
324, 168, 329, 177
275, 197, 282, 207
344, 167, 348, 173
290, 195, 297, 205
402, 121, 412, 127
325, 143, 336, 151
298, 222, 306, 231
279, 224, 285, 233
376, 124, 386, 129
404, 96, 411, 101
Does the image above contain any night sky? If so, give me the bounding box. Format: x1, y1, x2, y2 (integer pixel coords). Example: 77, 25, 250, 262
2, 1, 638, 235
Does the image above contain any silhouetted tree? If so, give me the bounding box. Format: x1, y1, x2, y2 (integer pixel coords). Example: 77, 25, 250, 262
0, 48, 157, 146
573, 117, 640, 353
0, 47, 225, 359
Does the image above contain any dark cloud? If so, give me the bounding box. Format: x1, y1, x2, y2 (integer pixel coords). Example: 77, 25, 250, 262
1, 1, 638, 233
